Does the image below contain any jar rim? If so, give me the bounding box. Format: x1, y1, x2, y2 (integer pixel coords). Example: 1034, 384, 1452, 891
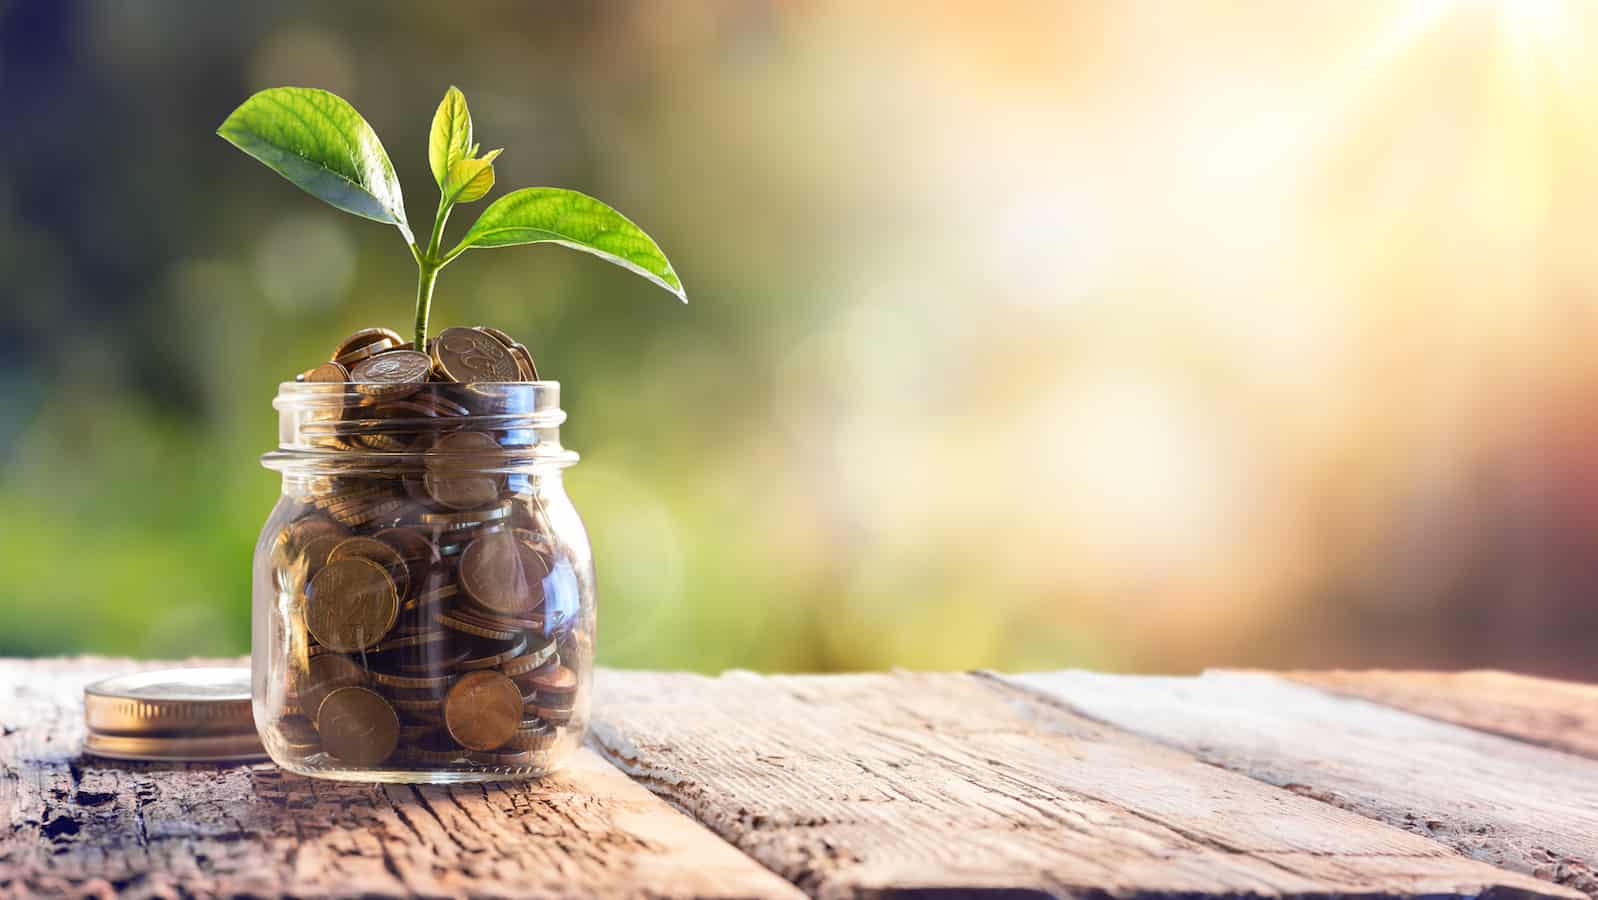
265, 380, 577, 472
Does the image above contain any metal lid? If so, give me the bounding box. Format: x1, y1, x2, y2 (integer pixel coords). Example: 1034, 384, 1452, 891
83, 667, 267, 762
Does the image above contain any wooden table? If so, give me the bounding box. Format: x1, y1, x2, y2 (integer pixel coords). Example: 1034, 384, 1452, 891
3, 660, 1596, 899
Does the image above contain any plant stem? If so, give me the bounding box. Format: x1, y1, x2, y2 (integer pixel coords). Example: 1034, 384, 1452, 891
413, 262, 440, 348
412, 194, 455, 347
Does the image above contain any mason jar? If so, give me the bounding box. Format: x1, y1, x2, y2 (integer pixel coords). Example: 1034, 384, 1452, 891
252, 380, 593, 782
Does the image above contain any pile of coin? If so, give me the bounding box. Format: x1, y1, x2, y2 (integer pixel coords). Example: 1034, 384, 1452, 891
266, 326, 584, 772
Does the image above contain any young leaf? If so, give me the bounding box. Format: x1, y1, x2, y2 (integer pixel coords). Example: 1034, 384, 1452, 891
443, 149, 502, 205
428, 86, 473, 188
218, 87, 411, 242
450, 188, 686, 301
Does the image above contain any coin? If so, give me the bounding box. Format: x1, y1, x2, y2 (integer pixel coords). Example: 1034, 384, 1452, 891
369, 669, 456, 691
454, 635, 529, 672
331, 327, 405, 364
305, 361, 351, 383
424, 431, 504, 509
296, 534, 344, 578
436, 610, 520, 641
306, 558, 398, 652
369, 629, 449, 655
459, 530, 550, 615
499, 637, 560, 676
420, 501, 512, 529
510, 344, 538, 381
301, 652, 368, 718
334, 336, 400, 367
443, 670, 524, 751
450, 604, 544, 632
521, 663, 577, 698
476, 325, 517, 348
350, 350, 432, 400
432, 326, 520, 383
530, 703, 574, 725
407, 582, 459, 610
328, 536, 411, 603
316, 686, 400, 766
505, 715, 558, 752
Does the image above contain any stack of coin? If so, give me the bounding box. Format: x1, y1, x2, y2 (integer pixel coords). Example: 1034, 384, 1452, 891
264, 326, 584, 774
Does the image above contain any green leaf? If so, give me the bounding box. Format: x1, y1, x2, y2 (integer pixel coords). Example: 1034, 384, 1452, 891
443, 149, 501, 205
217, 87, 412, 243
428, 86, 473, 188
451, 188, 685, 301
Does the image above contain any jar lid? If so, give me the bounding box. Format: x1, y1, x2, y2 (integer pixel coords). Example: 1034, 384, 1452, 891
83, 667, 268, 762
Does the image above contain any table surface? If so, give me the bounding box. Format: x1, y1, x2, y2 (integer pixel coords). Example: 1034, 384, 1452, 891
3, 660, 1597, 899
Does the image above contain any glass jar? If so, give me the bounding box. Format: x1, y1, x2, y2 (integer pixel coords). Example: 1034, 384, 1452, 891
251, 380, 592, 782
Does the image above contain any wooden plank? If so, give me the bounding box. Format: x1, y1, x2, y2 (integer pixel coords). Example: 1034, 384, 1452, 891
1285, 669, 1598, 760
1003, 669, 1598, 899
590, 668, 1578, 900
0, 657, 803, 899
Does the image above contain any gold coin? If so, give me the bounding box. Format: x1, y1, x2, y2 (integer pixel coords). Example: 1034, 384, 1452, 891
304, 360, 350, 383
370, 629, 449, 654
301, 652, 368, 719
509, 344, 538, 381
432, 326, 520, 383
424, 431, 504, 509
295, 533, 344, 581
475, 325, 517, 348
499, 637, 559, 676
370, 669, 456, 691
443, 670, 524, 751
334, 336, 399, 367
328, 536, 411, 603
530, 704, 574, 725
331, 327, 404, 363
306, 558, 398, 652
350, 350, 433, 400
455, 635, 530, 672
419, 501, 512, 529
372, 526, 439, 587
317, 686, 400, 766
504, 716, 558, 752
436, 611, 520, 641
522, 663, 577, 697
459, 530, 550, 615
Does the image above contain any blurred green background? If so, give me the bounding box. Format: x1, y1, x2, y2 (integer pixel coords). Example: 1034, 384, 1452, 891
3, 1, 1597, 676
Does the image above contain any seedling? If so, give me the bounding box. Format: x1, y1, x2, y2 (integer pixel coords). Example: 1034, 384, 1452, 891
218, 86, 684, 347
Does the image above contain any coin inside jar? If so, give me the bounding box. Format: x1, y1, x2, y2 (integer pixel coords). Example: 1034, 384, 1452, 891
306, 558, 399, 652
301, 652, 368, 719
316, 686, 400, 766
459, 530, 550, 615
432, 326, 521, 382
328, 536, 412, 602
443, 670, 524, 751
423, 431, 504, 509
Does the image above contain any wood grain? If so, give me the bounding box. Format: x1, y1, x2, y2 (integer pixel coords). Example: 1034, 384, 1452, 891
0, 658, 803, 899
1003, 669, 1598, 898
591, 669, 1578, 900
1285, 669, 1598, 759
